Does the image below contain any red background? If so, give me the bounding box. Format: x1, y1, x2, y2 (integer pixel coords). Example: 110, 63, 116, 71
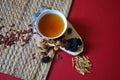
0, 0, 120, 80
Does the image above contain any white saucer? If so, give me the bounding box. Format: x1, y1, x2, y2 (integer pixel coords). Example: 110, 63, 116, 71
33, 21, 84, 56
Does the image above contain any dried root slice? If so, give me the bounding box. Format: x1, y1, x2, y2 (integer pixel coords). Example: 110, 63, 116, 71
38, 49, 47, 54
72, 56, 92, 75
54, 46, 59, 51
48, 39, 56, 44
49, 48, 55, 54
39, 38, 48, 44
55, 40, 62, 46
39, 39, 50, 50
39, 38, 44, 43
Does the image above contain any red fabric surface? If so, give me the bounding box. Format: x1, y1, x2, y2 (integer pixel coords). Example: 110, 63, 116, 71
48, 0, 120, 80
0, 0, 120, 80
0, 73, 21, 80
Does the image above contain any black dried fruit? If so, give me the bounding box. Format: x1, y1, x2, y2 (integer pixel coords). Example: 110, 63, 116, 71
64, 38, 82, 51
77, 38, 82, 45
41, 56, 51, 63
64, 42, 71, 50
70, 46, 78, 51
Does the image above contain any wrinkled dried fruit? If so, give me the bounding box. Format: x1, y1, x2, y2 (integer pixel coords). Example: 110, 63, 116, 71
41, 56, 51, 63
65, 38, 82, 51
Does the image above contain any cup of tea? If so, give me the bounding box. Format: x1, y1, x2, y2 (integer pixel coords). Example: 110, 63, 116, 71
36, 9, 67, 39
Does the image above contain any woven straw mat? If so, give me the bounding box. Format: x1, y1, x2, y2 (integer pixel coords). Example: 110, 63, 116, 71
0, 0, 72, 80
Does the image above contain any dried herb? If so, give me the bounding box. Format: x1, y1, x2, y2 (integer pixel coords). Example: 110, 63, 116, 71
0, 23, 33, 48
41, 56, 51, 63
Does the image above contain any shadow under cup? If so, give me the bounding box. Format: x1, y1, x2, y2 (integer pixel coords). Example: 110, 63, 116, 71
36, 10, 67, 39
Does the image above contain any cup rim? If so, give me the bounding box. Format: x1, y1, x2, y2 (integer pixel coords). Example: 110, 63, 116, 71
36, 9, 67, 39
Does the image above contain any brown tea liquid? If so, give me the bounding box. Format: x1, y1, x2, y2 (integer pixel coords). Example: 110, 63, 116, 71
38, 14, 64, 37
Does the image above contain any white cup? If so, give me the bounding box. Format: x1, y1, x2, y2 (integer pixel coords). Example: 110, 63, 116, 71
36, 9, 67, 39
